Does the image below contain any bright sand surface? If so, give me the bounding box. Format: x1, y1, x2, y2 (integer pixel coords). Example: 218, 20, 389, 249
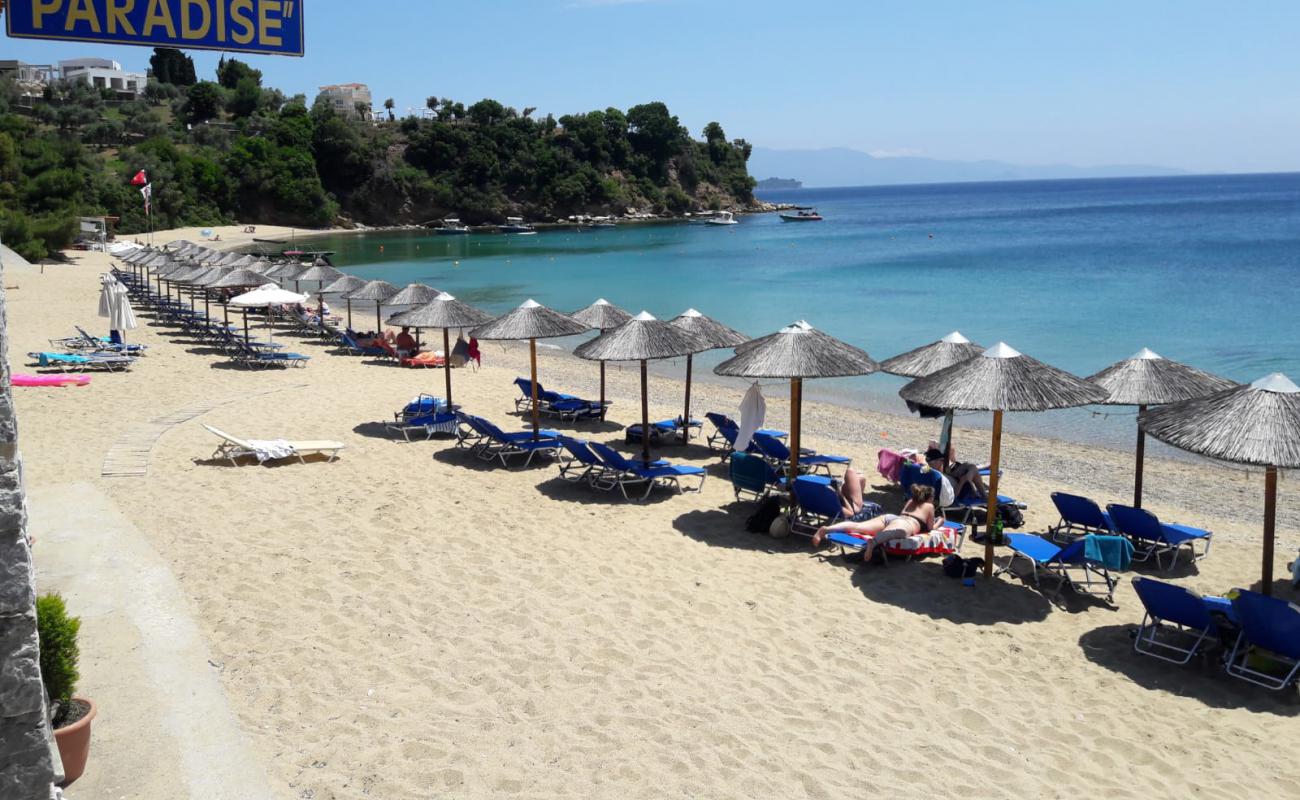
8, 226, 1299, 798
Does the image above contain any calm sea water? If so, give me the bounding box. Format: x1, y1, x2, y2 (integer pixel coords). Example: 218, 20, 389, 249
296, 173, 1300, 450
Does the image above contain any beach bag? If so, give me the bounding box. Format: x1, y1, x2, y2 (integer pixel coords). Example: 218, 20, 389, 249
997, 503, 1024, 529
942, 554, 966, 579
746, 496, 782, 533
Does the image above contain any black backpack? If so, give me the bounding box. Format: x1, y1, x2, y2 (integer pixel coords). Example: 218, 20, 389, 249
997, 502, 1024, 530
746, 496, 783, 533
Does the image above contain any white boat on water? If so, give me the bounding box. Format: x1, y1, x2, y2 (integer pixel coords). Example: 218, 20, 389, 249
705, 211, 738, 226
499, 216, 535, 234
435, 218, 471, 235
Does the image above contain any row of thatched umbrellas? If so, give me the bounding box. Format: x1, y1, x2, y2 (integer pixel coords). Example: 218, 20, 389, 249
122, 242, 1298, 594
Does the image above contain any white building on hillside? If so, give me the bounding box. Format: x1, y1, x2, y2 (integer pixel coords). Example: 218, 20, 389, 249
315, 83, 373, 119
59, 57, 146, 98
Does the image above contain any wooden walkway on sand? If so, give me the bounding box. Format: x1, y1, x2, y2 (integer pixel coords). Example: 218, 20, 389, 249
101, 385, 308, 478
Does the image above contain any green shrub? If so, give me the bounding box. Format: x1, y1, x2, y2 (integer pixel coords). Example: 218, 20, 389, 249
36, 593, 81, 726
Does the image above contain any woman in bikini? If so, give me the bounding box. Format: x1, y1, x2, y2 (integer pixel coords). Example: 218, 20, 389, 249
811, 484, 942, 562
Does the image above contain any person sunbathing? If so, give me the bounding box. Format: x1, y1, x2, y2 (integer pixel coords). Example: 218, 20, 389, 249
832, 466, 874, 520
811, 485, 942, 562
926, 443, 988, 501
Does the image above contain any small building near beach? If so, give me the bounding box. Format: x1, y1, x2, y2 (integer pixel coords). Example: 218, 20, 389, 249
59, 58, 146, 99
316, 83, 374, 120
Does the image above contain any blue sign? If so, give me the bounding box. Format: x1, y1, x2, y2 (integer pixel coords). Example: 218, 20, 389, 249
5, 0, 305, 57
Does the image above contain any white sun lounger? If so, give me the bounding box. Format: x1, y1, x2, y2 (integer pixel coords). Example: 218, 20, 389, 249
202, 424, 345, 465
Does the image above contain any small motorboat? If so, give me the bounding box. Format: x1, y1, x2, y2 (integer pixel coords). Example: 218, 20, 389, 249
588, 216, 617, 229
705, 211, 739, 226
779, 209, 823, 222
499, 217, 536, 234
435, 218, 472, 235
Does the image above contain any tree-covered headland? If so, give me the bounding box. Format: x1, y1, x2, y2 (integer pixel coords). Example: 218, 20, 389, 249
0, 49, 756, 261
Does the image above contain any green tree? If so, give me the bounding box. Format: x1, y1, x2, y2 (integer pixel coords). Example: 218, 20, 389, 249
149, 48, 196, 86
384, 98, 395, 121
183, 82, 222, 123
216, 57, 263, 90
227, 77, 263, 118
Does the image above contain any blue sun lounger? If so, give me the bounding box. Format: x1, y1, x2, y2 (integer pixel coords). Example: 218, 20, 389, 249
386, 395, 458, 441
588, 441, 706, 500
729, 451, 783, 501
625, 417, 704, 444
704, 412, 787, 454
752, 432, 851, 476
513, 377, 607, 421
75, 325, 147, 354
1048, 492, 1115, 542
997, 532, 1119, 603
340, 330, 387, 357
556, 437, 611, 485
1131, 576, 1218, 664
1223, 589, 1300, 691
456, 413, 562, 467
1106, 504, 1212, 570
29, 351, 135, 372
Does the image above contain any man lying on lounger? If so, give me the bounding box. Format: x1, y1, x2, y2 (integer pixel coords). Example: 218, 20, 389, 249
811, 485, 943, 563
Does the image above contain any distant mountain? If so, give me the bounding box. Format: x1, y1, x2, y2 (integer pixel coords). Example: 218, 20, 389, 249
748, 147, 1185, 189
755, 177, 802, 190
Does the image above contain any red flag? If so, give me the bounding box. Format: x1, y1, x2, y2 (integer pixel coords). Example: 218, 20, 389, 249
130, 170, 148, 186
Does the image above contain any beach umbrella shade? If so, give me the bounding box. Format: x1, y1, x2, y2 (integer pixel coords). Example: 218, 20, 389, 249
670, 309, 750, 443
344, 280, 400, 332
471, 299, 589, 439
294, 262, 344, 293
264, 261, 303, 284
230, 283, 309, 345
384, 283, 442, 346
98, 274, 115, 318
209, 268, 269, 328
900, 342, 1107, 577
570, 299, 633, 418
109, 279, 137, 339
575, 312, 710, 463
321, 275, 367, 329
389, 292, 493, 407
1088, 348, 1236, 508
715, 320, 878, 489
1140, 373, 1300, 595
881, 331, 984, 461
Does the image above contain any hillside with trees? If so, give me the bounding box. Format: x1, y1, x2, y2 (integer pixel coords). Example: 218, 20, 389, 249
0, 48, 756, 261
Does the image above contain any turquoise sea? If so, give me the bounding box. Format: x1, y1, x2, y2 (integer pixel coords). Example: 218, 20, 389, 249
298, 173, 1300, 450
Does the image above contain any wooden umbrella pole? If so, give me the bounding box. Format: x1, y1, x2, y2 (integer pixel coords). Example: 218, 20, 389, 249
529, 338, 540, 440
1263, 465, 1277, 596
375, 304, 382, 334
346, 299, 353, 330
641, 359, 651, 464
683, 354, 694, 444
443, 328, 453, 406
983, 410, 1004, 578
1134, 404, 1147, 508
243, 309, 250, 344
600, 361, 607, 421
789, 379, 802, 487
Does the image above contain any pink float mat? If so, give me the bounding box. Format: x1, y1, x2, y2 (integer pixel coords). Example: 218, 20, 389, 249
11, 374, 91, 387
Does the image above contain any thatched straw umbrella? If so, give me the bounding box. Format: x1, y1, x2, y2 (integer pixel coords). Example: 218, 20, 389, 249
471, 299, 588, 439
575, 312, 710, 463
715, 320, 878, 484
384, 283, 442, 347
343, 280, 399, 333
321, 274, 367, 329
293, 263, 344, 301
570, 299, 633, 419
189, 265, 228, 319
264, 261, 302, 282
1089, 348, 1236, 508
1140, 373, 1300, 595
209, 267, 272, 334
389, 292, 492, 407
881, 331, 983, 463
670, 309, 750, 443
900, 342, 1107, 576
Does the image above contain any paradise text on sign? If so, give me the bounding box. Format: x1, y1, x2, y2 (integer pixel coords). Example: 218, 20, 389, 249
4, 0, 305, 57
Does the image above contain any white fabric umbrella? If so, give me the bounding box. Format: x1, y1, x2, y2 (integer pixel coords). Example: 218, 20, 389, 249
98, 274, 115, 318
109, 280, 137, 337
229, 284, 308, 344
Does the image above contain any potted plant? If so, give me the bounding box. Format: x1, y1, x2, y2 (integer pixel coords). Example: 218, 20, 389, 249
36, 592, 96, 788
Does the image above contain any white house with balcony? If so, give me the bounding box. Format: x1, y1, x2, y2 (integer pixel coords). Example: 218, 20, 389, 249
59, 57, 146, 98
315, 83, 374, 120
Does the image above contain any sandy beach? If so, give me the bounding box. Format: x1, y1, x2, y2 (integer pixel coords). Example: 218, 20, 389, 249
8, 226, 1298, 799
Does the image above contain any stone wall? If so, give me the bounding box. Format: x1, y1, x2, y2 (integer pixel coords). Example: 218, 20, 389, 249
0, 246, 57, 796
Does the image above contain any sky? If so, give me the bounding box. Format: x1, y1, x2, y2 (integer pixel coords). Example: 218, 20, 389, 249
5, 0, 1300, 173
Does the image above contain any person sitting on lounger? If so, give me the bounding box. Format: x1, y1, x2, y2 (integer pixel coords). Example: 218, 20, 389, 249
395, 326, 419, 357
832, 466, 878, 521
926, 444, 988, 501
811, 485, 942, 562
